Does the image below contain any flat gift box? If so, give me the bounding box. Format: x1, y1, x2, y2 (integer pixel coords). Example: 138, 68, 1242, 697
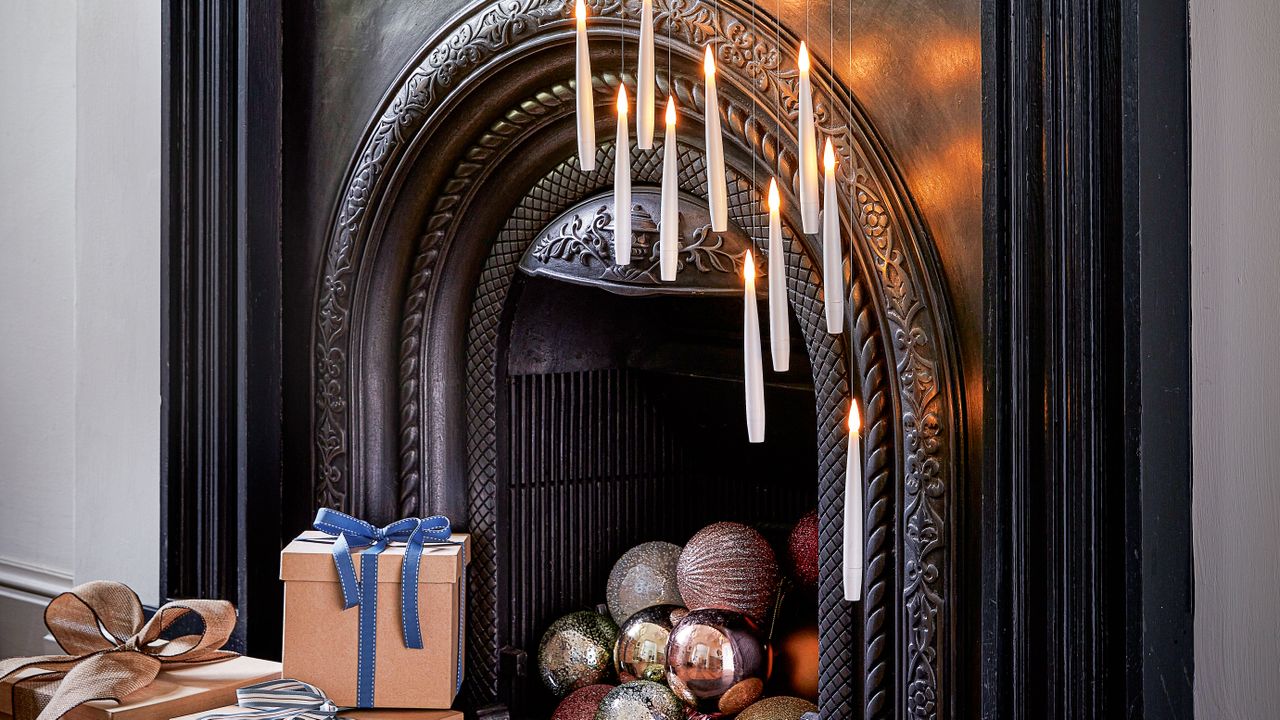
173, 707, 464, 720
0, 656, 281, 720
281, 530, 470, 709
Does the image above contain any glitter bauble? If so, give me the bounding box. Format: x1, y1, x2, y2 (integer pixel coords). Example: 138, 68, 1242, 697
594, 681, 685, 720
553, 684, 617, 720
538, 611, 620, 696
614, 604, 684, 683
737, 696, 818, 720
771, 624, 819, 701
664, 608, 771, 715
787, 510, 820, 587
676, 522, 779, 621
606, 541, 685, 625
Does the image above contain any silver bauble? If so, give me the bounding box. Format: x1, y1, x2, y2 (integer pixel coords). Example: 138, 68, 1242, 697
538, 610, 620, 697
606, 541, 684, 625
593, 681, 684, 720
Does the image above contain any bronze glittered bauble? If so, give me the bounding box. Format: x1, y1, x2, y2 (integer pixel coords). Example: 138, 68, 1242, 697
553, 684, 616, 720
771, 624, 819, 701
737, 696, 818, 720
787, 510, 820, 587
606, 541, 685, 625
594, 681, 685, 720
664, 608, 771, 715
538, 610, 620, 696
614, 604, 684, 683
676, 522, 779, 621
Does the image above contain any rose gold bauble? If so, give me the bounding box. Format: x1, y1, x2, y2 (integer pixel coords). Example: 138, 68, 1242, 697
771, 624, 820, 701
787, 509, 820, 587
664, 608, 771, 715
676, 522, 779, 621
552, 684, 615, 720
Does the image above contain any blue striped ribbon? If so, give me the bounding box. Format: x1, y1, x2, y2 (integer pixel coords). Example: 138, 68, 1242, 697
311, 509, 461, 707
197, 679, 338, 720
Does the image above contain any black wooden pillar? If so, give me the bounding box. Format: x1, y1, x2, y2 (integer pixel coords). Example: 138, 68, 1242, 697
981, 0, 1192, 717
161, 0, 284, 655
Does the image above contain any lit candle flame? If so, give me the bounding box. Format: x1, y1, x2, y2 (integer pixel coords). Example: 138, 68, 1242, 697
617, 85, 628, 114
704, 46, 716, 76
576, 0, 586, 24
665, 96, 676, 127
798, 41, 810, 73
849, 402, 861, 433
767, 177, 780, 213
824, 138, 837, 171
744, 249, 756, 280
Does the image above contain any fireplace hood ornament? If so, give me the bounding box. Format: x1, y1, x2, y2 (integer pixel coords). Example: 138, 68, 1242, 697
518, 188, 765, 297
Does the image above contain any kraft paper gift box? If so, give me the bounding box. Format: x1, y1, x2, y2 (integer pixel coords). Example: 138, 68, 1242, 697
280, 529, 470, 709
0, 657, 281, 720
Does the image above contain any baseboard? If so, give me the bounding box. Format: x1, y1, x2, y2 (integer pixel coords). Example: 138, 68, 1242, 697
0, 557, 73, 657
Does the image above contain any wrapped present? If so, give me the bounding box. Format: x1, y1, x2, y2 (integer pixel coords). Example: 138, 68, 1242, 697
281, 510, 470, 709
0, 582, 280, 720
170, 679, 463, 720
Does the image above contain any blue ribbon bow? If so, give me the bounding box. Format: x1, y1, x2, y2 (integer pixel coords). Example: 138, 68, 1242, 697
311, 508, 459, 707
197, 679, 338, 720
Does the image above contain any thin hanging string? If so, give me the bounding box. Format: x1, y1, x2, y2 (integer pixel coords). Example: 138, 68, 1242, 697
774, 0, 780, 177
750, 0, 757, 240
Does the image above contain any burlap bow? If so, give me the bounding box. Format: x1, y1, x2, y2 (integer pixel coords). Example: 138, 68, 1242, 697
0, 581, 238, 720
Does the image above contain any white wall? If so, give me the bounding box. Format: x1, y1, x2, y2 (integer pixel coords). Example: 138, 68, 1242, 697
0, 0, 160, 657
1191, 0, 1280, 716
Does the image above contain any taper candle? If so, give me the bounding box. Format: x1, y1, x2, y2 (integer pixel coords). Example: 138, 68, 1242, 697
843, 402, 863, 601
637, 0, 655, 149
704, 47, 728, 232
743, 251, 766, 443
614, 87, 632, 265
660, 97, 679, 281
796, 42, 819, 233
575, 0, 596, 171
767, 178, 790, 371
822, 138, 844, 333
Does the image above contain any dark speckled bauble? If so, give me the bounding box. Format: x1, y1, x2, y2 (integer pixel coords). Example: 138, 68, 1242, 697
606, 542, 685, 625
553, 684, 617, 720
594, 681, 684, 720
614, 604, 684, 683
787, 510, 820, 587
737, 696, 818, 720
664, 608, 770, 715
676, 522, 779, 621
539, 611, 620, 696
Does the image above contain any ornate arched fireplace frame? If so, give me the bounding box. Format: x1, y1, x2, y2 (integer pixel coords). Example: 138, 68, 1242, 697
309, 0, 965, 717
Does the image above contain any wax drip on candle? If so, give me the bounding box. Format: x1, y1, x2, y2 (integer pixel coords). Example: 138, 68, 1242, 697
743, 251, 766, 443
796, 42, 819, 233
659, 97, 679, 281
575, 0, 596, 171
822, 138, 844, 333
704, 47, 728, 232
843, 401, 863, 601
766, 178, 790, 371
614, 86, 632, 266
637, 0, 655, 149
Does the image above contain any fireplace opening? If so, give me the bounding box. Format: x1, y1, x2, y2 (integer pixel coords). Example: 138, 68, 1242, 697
496, 273, 821, 714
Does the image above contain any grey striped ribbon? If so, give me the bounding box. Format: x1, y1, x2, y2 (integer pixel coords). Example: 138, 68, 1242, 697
198, 679, 339, 720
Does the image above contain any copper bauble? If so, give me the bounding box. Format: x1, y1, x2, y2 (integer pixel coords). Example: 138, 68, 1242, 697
664, 608, 771, 715
737, 696, 818, 720
594, 681, 684, 720
771, 624, 819, 701
676, 522, 779, 621
614, 604, 684, 683
606, 541, 685, 625
787, 510, 820, 587
538, 611, 620, 696
553, 684, 616, 720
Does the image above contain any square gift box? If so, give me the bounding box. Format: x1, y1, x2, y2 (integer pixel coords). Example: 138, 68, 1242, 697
280, 530, 470, 709
0, 656, 281, 720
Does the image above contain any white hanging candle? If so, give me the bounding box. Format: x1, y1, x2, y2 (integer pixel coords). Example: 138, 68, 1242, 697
843, 402, 863, 601
796, 42, 820, 233
743, 251, 766, 443
766, 178, 790, 371
637, 0, 655, 149
703, 47, 728, 232
822, 138, 844, 333
575, 0, 596, 171
660, 97, 679, 281
614, 87, 632, 265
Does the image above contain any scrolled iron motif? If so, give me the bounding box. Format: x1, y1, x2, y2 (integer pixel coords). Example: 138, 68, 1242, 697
315, 0, 960, 716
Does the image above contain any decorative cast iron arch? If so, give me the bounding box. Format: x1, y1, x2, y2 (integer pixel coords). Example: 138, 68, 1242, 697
311, 1, 963, 717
